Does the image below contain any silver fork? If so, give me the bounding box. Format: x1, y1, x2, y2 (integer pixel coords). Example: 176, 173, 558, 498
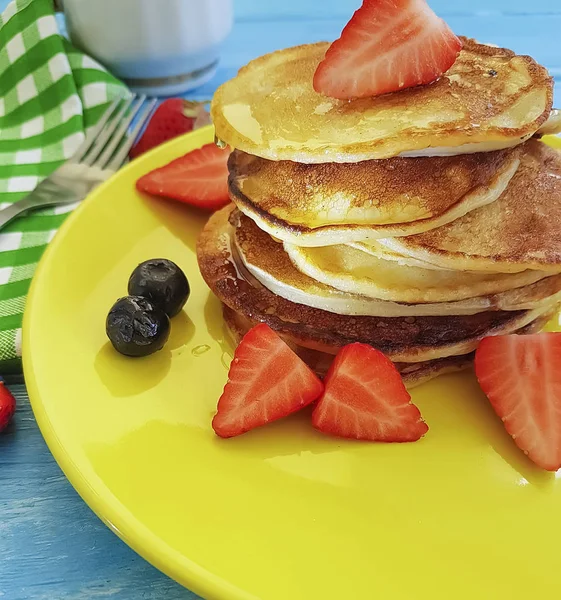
0, 94, 157, 230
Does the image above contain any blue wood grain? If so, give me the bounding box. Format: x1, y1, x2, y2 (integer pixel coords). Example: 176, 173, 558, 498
1, 0, 560, 598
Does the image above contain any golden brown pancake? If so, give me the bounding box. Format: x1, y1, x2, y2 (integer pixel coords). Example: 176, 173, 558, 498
223, 305, 552, 386
538, 110, 561, 135
228, 147, 520, 245
233, 210, 561, 317
348, 239, 451, 270
379, 140, 561, 273
197, 206, 557, 363
211, 38, 553, 162
284, 241, 548, 304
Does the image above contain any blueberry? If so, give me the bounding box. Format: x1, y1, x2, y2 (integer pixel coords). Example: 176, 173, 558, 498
106, 296, 170, 357
128, 259, 190, 318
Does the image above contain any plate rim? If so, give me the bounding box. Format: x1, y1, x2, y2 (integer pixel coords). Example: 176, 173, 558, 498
23, 125, 256, 600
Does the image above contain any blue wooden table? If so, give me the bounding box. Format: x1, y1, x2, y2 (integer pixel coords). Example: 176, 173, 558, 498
1, 1, 560, 598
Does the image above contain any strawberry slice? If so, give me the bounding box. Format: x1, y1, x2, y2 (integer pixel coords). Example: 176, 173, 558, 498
0, 380, 16, 433
130, 99, 210, 159
136, 143, 231, 211
475, 333, 561, 471
312, 343, 428, 442
213, 324, 324, 438
314, 0, 462, 99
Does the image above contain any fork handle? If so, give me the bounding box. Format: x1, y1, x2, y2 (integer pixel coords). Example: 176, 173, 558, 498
0, 197, 44, 230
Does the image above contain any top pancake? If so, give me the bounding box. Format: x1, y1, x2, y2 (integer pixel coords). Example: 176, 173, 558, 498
211, 38, 553, 163
378, 140, 561, 273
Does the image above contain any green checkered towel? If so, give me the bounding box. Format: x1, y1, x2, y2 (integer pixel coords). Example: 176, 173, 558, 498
0, 0, 126, 373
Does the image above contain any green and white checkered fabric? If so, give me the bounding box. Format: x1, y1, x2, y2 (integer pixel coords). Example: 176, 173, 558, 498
0, 0, 126, 372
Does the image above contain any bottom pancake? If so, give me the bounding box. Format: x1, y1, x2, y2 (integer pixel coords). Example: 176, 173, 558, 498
197, 206, 560, 363
222, 305, 473, 388
223, 304, 552, 388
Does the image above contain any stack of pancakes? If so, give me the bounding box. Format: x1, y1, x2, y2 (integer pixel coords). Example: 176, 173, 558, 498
200, 38, 561, 387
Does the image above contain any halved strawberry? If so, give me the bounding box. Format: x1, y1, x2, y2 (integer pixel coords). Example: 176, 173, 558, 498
213, 324, 324, 438
130, 99, 210, 159
314, 0, 462, 99
136, 143, 231, 211
475, 333, 561, 471
312, 343, 428, 442
0, 380, 16, 433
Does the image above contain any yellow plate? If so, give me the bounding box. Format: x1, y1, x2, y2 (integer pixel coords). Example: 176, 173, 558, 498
24, 128, 561, 600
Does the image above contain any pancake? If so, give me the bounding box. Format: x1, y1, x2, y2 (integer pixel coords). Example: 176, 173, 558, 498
223, 304, 474, 387
284, 241, 548, 304
538, 109, 561, 135
233, 211, 561, 317
197, 206, 557, 363
228, 147, 520, 246
211, 38, 553, 163
379, 140, 561, 273
348, 240, 448, 270
223, 306, 552, 386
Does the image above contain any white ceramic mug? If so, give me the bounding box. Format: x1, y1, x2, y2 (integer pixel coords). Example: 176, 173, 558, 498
55, 0, 233, 95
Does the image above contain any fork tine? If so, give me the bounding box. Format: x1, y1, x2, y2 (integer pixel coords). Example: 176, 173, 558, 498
82, 95, 138, 167
95, 96, 151, 170
105, 98, 158, 172
69, 95, 124, 164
